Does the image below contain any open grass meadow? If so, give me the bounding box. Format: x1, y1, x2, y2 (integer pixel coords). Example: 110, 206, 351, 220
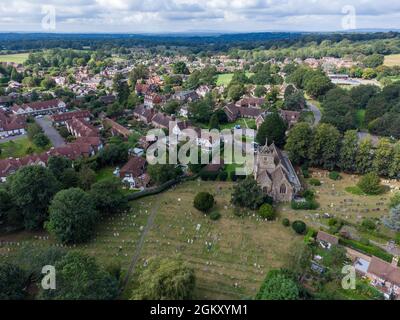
384, 54, 400, 67
216, 73, 254, 86
0, 137, 50, 159
0, 53, 29, 64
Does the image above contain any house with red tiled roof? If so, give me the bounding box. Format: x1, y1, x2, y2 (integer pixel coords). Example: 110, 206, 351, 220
12, 99, 66, 116
66, 117, 98, 138
51, 110, 91, 125
223, 103, 264, 122
103, 118, 131, 139
0, 110, 26, 137
116, 156, 148, 189
0, 138, 103, 182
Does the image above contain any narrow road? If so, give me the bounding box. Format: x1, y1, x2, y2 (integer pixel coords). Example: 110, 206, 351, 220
120, 198, 161, 293
35, 117, 66, 148
306, 101, 322, 126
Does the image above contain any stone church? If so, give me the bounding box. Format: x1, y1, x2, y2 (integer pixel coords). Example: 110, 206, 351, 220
254, 143, 302, 202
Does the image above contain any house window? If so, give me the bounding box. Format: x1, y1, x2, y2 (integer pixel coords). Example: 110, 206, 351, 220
280, 184, 287, 194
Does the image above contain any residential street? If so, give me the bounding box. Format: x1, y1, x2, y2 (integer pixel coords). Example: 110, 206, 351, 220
35, 117, 66, 148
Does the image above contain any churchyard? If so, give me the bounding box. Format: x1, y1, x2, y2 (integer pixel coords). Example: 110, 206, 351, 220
280, 169, 400, 242
1, 172, 399, 299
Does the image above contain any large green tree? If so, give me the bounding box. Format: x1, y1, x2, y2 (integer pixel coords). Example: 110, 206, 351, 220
148, 164, 182, 185
373, 138, 393, 177
89, 178, 128, 216
285, 123, 313, 165
131, 257, 195, 300
339, 130, 358, 172
40, 251, 119, 300
47, 188, 98, 244
308, 124, 341, 170
256, 270, 300, 300
0, 262, 27, 300
256, 112, 287, 147
355, 138, 374, 174
8, 166, 59, 230
231, 177, 265, 210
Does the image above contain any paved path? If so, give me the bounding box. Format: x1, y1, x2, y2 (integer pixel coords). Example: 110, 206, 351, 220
0, 134, 27, 144
120, 198, 161, 293
35, 117, 65, 148
306, 101, 322, 126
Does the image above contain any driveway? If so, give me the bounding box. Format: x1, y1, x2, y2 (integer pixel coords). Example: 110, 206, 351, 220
35, 117, 66, 148
306, 101, 322, 126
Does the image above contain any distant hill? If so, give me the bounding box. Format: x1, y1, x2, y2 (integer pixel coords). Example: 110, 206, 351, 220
0, 31, 398, 52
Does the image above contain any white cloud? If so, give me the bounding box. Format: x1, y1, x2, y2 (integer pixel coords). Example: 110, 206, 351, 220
0, 0, 399, 32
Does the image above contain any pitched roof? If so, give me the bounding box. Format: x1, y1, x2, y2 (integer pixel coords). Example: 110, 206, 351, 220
316, 231, 339, 245
120, 156, 146, 177
367, 257, 400, 286
66, 117, 98, 137
103, 118, 131, 137
51, 110, 91, 122
17, 99, 64, 112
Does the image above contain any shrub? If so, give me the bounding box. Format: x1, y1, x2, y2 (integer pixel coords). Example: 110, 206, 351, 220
193, 192, 214, 213
309, 178, 321, 186
210, 211, 221, 221
200, 171, 218, 181
292, 220, 307, 235
389, 193, 400, 209
360, 237, 370, 246
361, 219, 376, 231
301, 165, 310, 178
230, 172, 237, 181
329, 171, 342, 181
339, 238, 393, 263
233, 207, 246, 217
282, 218, 290, 227
302, 189, 315, 201
291, 199, 319, 210
357, 173, 384, 195
258, 204, 276, 221
218, 171, 228, 181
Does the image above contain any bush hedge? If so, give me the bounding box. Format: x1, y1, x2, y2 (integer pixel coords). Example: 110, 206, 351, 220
339, 238, 393, 263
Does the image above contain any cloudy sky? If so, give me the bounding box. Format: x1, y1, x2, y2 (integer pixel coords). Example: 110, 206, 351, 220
0, 0, 400, 33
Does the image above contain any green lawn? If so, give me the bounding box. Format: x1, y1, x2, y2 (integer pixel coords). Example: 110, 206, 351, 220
0, 53, 29, 64
356, 109, 366, 129
384, 54, 400, 67
0, 181, 300, 300
220, 118, 256, 130
216, 73, 254, 86
95, 166, 115, 182
0, 137, 49, 159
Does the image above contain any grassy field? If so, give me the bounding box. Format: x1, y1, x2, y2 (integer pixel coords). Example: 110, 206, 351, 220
279, 169, 397, 238
130, 180, 299, 299
216, 73, 254, 86
384, 54, 400, 67
0, 180, 300, 300
0, 137, 50, 159
0, 53, 29, 64
1, 170, 397, 299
